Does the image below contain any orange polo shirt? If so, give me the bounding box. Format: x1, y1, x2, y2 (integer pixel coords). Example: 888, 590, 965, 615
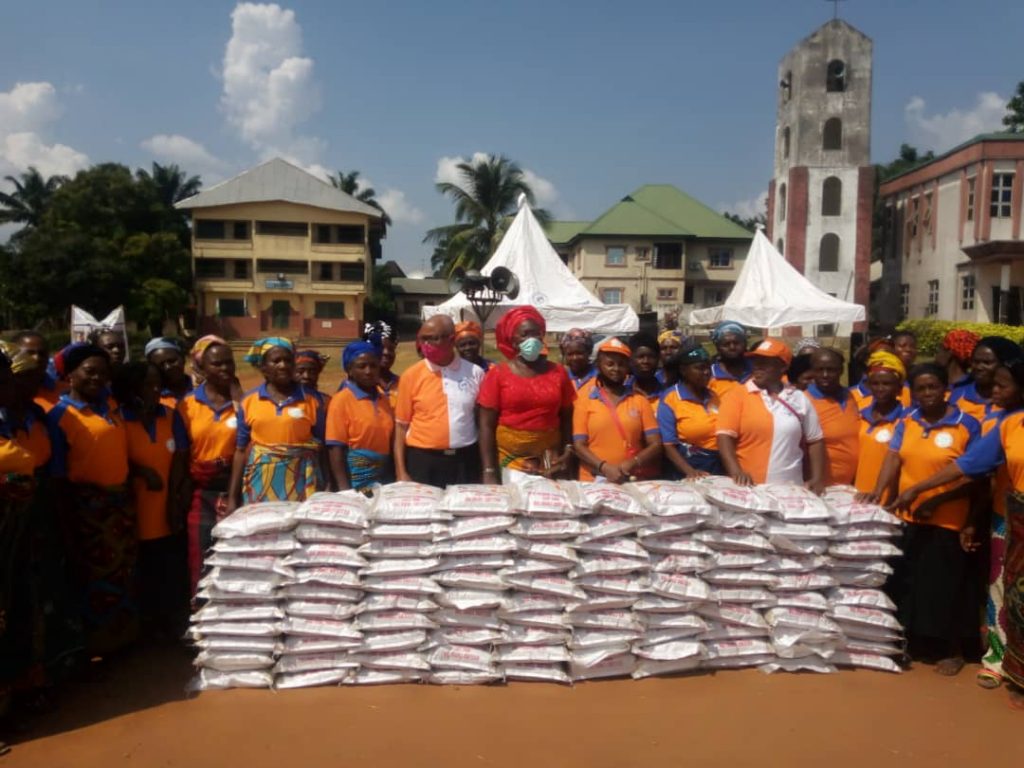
851, 379, 913, 411
380, 372, 400, 410
0, 434, 36, 477
326, 381, 395, 456
572, 383, 658, 481
178, 385, 238, 465
237, 383, 325, 448
959, 410, 1024, 498
13, 407, 51, 469
805, 383, 860, 486
963, 410, 1019, 517
853, 403, 906, 496
123, 405, 188, 541
949, 381, 998, 425
709, 360, 753, 401
395, 357, 484, 450
47, 395, 129, 487
889, 406, 980, 531
656, 383, 720, 451
34, 386, 61, 413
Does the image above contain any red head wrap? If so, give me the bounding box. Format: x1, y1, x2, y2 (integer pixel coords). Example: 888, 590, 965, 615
941, 329, 981, 365
495, 307, 546, 360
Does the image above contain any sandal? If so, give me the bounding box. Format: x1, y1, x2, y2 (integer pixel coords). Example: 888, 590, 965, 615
934, 656, 965, 676
976, 670, 1003, 689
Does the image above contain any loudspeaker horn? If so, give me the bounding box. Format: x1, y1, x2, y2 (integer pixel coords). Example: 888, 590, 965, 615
490, 266, 520, 299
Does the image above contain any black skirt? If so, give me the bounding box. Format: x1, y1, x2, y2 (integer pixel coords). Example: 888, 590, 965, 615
887, 522, 980, 649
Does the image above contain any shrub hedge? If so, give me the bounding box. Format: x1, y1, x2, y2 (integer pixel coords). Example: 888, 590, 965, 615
896, 319, 1024, 356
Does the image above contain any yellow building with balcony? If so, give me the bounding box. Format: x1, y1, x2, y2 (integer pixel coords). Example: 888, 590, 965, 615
175, 157, 383, 340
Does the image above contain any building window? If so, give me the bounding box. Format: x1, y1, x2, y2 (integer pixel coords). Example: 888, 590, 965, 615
233, 260, 250, 279
256, 221, 309, 237
961, 273, 976, 311
823, 118, 842, 151
781, 70, 792, 102
703, 288, 727, 306
778, 183, 787, 221
653, 243, 683, 270
314, 301, 346, 319
900, 284, 910, 319
402, 300, 419, 315
256, 259, 308, 275
926, 279, 940, 316
709, 249, 733, 269
782, 127, 790, 160
683, 285, 695, 304
339, 264, 366, 283
909, 197, 920, 240
826, 59, 846, 92
195, 219, 250, 240
601, 288, 624, 304
818, 234, 840, 272
656, 287, 677, 301
605, 246, 626, 267
965, 177, 975, 222
635, 247, 651, 262
195, 259, 227, 278
923, 193, 934, 234
317, 262, 334, 281
313, 224, 366, 244
776, 238, 784, 255
822, 177, 842, 216
217, 298, 246, 317
991, 173, 1015, 218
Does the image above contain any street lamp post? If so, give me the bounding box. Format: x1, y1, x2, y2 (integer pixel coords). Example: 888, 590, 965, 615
448, 267, 521, 326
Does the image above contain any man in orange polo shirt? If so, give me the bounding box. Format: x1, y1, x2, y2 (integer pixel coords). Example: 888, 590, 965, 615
394, 315, 484, 488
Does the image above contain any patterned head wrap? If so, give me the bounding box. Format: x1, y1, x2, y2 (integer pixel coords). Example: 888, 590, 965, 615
941, 329, 981, 365
244, 337, 294, 366
191, 334, 228, 368
658, 329, 685, 347
866, 350, 906, 382
675, 339, 710, 365
59, 344, 109, 375
710, 321, 747, 344
295, 349, 329, 370
495, 307, 546, 360
342, 340, 382, 370
454, 321, 483, 342
144, 337, 181, 358
0, 341, 15, 370
560, 328, 594, 354
867, 336, 896, 354
9, 349, 40, 375
795, 338, 822, 355
362, 321, 396, 347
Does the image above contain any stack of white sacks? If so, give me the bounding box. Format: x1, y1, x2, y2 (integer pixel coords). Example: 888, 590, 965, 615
189, 477, 905, 689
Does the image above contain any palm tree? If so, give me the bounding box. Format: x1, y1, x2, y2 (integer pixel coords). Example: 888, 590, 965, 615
0, 167, 67, 235
137, 163, 202, 207
424, 154, 551, 276
329, 170, 392, 230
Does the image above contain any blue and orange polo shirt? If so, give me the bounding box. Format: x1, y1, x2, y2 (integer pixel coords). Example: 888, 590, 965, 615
805, 383, 861, 486
709, 359, 753, 401
572, 383, 659, 481
656, 382, 720, 453
949, 380, 998, 424
958, 409, 1024, 505
889, 406, 980, 531
122, 405, 188, 540
962, 408, 1020, 517
568, 366, 597, 393
326, 380, 394, 456
12, 405, 51, 470
854, 403, 906, 496
178, 384, 239, 465
47, 394, 129, 487
237, 383, 325, 449
850, 378, 914, 411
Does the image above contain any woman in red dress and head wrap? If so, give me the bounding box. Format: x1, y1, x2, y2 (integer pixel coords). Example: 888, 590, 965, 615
476, 307, 576, 485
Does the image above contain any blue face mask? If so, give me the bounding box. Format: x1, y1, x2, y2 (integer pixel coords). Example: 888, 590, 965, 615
518, 337, 544, 362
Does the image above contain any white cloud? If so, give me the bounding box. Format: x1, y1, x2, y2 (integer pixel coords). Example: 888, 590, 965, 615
434, 152, 560, 208
378, 188, 425, 225
904, 91, 1008, 152
220, 2, 322, 164
0, 82, 89, 179
140, 133, 229, 181
719, 191, 767, 222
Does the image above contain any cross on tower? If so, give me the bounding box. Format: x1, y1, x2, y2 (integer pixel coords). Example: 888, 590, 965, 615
826, 0, 846, 19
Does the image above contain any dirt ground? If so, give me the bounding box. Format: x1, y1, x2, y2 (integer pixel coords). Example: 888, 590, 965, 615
7, 642, 1024, 768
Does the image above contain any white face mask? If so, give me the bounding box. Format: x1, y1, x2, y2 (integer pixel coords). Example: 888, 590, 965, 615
518, 337, 543, 362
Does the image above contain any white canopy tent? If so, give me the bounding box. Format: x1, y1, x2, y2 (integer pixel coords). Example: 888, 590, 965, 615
688, 229, 866, 329
424, 198, 639, 334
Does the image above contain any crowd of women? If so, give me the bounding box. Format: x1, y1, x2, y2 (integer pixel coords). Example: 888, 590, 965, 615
1, 311, 1022, 737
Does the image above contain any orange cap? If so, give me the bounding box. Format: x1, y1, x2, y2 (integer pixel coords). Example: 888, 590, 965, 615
596, 337, 631, 358
747, 338, 793, 366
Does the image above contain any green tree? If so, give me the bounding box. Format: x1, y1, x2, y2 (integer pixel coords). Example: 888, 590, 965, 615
137, 162, 202, 206
329, 169, 392, 229
0, 167, 67, 239
424, 154, 551, 276
1004, 81, 1024, 133
363, 264, 397, 323
723, 211, 766, 232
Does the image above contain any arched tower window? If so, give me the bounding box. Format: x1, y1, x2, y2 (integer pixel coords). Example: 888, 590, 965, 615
823, 118, 842, 150
781, 70, 792, 102
778, 183, 787, 222
782, 127, 790, 159
826, 60, 846, 92
822, 177, 842, 216
819, 234, 840, 272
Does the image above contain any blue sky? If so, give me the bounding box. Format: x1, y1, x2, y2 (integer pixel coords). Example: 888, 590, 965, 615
2, 0, 1021, 272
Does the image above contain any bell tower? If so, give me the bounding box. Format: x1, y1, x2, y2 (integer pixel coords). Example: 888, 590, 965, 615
766, 18, 874, 333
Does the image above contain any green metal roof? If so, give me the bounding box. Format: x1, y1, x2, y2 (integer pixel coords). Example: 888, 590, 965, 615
574, 184, 753, 240
544, 220, 591, 245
